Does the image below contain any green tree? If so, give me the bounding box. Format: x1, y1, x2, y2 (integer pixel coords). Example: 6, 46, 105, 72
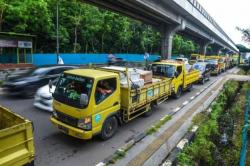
0, 0, 7, 31
237, 26, 250, 44
0, 0, 198, 55
236, 44, 250, 53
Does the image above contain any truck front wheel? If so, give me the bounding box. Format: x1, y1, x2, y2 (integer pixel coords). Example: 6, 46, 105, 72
187, 84, 193, 92
174, 87, 182, 99
101, 116, 118, 140
25, 161, 34, 166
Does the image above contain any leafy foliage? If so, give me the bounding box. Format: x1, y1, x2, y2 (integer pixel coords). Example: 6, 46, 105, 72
236, 44, 250, 53
1, 0, 198, 54
237, 27, 250, 44
177, 81, 243, 166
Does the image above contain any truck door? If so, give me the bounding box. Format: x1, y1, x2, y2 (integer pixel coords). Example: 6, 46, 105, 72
172, 66, 183, 93
92, 77, 120, 133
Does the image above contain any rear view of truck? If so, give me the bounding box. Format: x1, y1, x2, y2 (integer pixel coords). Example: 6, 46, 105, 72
0, 106, 35, 166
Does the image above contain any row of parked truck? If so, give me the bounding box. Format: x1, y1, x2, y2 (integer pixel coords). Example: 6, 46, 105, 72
0, 55, 238, 165
50, 55, 238, 141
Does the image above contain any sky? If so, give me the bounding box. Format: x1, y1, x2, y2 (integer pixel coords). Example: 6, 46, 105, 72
198, 0, 250, 47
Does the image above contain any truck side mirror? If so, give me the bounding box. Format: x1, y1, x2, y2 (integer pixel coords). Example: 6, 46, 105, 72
80, 94, 89, 106
49, 80, 53, 93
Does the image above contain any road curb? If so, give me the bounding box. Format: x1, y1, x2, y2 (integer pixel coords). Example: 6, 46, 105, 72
160, 79, 228, 165
140, 78, 226, 166
95, 68, 238, 166
161, 125, 198, 166
95, 79, 218, 166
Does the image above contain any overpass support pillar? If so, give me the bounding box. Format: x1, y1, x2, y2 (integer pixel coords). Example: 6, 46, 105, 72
161, 27, 174, 60
213, 46, 224, 55
214, 47, 223, 55
199, 40, 214, 55
161, 22, 185, 59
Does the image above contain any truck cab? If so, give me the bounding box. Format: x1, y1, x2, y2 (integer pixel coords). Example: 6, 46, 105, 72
51, 69, 120, 140
189, 54, 205, 65
151, 60, 199, 98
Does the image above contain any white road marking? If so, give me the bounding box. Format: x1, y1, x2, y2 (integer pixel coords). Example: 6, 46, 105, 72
191, 125, 199, 132
190, 96, 195, 100
96, 162, 106, 166
182, 101, 189, 106
162, 160, 172, 166
177, 139, 189, 150
173, 107, 181, 112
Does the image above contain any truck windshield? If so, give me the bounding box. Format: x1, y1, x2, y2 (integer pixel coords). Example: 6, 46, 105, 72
205, 60, 218, 64
190, 56, 197, 60
193, 64, 205, 71
53, 74, 93, 109
152, 64, 175, 78
219, 59, 224, 63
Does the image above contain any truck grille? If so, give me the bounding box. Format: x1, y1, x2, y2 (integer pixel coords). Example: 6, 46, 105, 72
56, 111, 78, 127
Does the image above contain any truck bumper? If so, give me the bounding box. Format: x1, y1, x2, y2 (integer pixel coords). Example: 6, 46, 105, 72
50, 117, 93, 140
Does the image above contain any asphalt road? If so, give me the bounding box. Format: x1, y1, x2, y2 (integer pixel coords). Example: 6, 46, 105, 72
0, 71, 231, 166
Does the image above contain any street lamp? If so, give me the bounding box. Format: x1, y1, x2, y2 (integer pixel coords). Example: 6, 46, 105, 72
56, 0, 59, 64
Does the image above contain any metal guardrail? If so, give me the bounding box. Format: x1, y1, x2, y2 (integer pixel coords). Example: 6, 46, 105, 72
186, 0, 236, 47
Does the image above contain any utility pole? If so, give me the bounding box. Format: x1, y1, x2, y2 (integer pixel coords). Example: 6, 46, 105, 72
56, 0, 59, 64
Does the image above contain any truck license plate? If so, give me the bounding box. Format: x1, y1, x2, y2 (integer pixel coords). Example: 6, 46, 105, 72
58, 125, 68, 133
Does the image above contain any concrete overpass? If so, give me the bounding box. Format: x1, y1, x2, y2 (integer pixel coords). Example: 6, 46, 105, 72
82, 0, 239, 59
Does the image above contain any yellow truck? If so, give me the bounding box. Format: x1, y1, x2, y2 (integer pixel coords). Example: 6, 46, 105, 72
206, 55, 226, 72
50, 68, 172, 140
232, 54, 239, 66
189, 54, 205, 65
0, 106, 35, 166
151, 60, 200, 98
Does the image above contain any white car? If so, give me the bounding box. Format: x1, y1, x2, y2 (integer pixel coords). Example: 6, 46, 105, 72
176, 57, 189, 64
34, 83, 56, 112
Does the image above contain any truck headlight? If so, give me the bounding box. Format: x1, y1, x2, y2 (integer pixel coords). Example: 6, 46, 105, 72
78, 117, 92, 130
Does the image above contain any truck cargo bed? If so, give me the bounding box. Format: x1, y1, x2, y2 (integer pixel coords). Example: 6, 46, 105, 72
0, 109, 24, 130
184, 70, 200, 87
0, 106, 35, 166
121, 78, 171, 121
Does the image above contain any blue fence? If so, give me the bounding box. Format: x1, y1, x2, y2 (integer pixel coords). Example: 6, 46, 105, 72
32, 53, 160, 66
239, 90, 250, 166
0, 53, 184, 66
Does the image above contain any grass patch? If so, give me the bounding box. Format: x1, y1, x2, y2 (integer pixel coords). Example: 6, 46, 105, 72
108, 149, 126, 164
238, 65, 250, 75
106, 113, 171, 165
192, 112, 208, 126
146, 115, 172, 135
177, 80, 245, 166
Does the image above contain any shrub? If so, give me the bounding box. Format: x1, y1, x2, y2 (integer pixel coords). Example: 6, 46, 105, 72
177, 81, 242, 165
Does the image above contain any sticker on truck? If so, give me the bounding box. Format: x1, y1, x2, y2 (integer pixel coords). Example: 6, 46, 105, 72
147, 90, 153, 98
95, 114, 101, 123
